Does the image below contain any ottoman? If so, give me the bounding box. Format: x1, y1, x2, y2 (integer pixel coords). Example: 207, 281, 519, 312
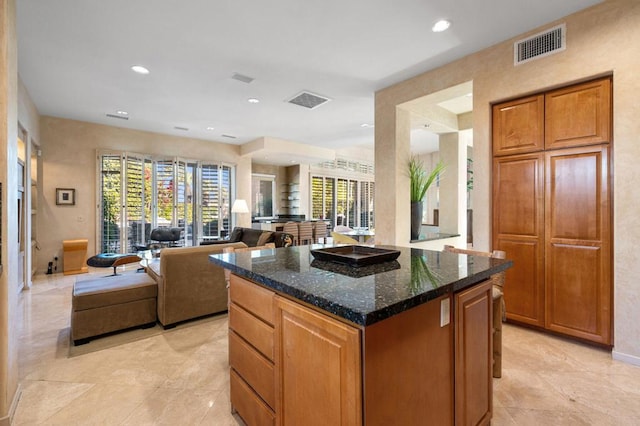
71, 273, 158, 345
86, 253, 141, 276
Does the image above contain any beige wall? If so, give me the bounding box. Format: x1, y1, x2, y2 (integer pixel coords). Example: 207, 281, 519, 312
375, 0, 640, 362
38, 117, 247, 273
1, 0, 20, 421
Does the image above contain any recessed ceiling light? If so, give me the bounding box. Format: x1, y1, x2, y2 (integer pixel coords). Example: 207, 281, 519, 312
131, 65, 150, 74
248, 98, 260, 104
432, 19, 451, 33
116, 110, 128, 116
361, 123, 374, 128
206, 126, 215, 131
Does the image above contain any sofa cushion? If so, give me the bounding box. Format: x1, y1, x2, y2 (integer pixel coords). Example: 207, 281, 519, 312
73, 273, 157, 311
240, 228, 267, 247
256, 231, 274, 247
228, 227, 244, 242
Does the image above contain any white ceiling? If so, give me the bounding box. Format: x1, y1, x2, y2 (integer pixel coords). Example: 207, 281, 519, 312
17, 0, 602, 164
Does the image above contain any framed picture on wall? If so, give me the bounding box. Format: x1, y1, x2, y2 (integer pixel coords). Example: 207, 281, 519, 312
56, 188, 75, 206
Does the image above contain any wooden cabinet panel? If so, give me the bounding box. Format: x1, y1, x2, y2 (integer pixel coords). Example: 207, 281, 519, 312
275, 296, 361, 426
455, 280, 493, 426
363, 295, 453, 426
230, 370, 275, 426
545, 146, 611, 344
229, 303, 274, 361
545, 78, 611, 149
497, 238, 545, 326
492, 94, 544, 156
492, 154, 544, 237
229, 330, 276, 409
230, 274, 275, 325
493, 154, 545, 326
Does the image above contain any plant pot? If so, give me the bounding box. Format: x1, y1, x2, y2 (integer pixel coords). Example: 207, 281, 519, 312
410, 201, 423, 240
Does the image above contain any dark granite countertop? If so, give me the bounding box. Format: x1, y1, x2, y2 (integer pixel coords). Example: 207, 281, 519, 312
209, 244, 512, 327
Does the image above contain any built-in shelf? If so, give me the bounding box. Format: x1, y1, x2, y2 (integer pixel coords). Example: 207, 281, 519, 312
281, 182, 300, 213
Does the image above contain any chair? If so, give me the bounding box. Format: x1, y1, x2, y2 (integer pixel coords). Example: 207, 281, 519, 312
282, 222, 299, 246
313, 222, 328, 243
442, 244, 506, 378
298, 222, 314, 245
330, 231, 358, 245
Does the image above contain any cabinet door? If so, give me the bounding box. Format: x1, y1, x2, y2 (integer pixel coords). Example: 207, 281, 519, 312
492, 94, 544, 156
274, 296, 362, 426
363, 295, 453, 426
545, 78, 611, 150
455, 280, 493, 426
493, 153, 545, 327
545, 145, 612, 344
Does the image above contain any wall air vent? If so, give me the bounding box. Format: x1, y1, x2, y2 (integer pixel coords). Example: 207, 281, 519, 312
232, 73, 255, 84
514, 23, 566, 66
106, 113, 129, 120
287, 91, 331, 109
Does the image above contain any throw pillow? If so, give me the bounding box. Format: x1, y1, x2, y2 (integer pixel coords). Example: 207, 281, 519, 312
256, 231, 274, 247
228, 227, 243, 242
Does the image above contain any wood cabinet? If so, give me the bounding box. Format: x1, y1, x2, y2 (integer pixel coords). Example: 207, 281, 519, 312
545, 146, 611, 344
493, 153, 545, 327
229, 274, 276, 425
492, 77, 612, 345
492, 94, 544, 156
275, 296, 362, 426
230, 273, 493, 425
545, 78, 611, 150
455, 280, 493, 426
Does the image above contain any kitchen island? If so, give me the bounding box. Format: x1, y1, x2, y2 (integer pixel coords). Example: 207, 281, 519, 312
210, 244, 512, 426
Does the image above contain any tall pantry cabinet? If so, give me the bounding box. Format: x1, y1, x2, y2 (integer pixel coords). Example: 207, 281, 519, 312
492, 77, 612, 345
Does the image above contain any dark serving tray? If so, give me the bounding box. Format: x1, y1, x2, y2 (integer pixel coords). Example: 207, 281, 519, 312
310, 245, 401, 267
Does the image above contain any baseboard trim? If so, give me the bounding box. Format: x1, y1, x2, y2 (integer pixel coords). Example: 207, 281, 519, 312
612, 350, 640, 367
0, 382, 23, 425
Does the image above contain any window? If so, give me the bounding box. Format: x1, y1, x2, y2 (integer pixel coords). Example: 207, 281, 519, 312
311, 175, 374, 229
252, 174, 275, 218
98, 151, 234, 253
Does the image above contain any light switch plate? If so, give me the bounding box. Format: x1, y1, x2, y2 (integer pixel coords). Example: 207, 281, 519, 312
440, 298, 450, 327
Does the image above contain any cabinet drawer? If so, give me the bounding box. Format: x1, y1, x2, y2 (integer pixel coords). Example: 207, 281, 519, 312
230, 274, 274, 325
231, 369, 275, 426
229, 330, 275, 409
229, 302, 274, 361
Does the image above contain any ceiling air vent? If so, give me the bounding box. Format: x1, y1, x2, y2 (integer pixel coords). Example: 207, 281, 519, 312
174, 126, 189, 131
287, 91, 331, 109
231, 73, 254, 84
514, 23, 566, 66
222, 134, 237, 139
106, 113, 129, 120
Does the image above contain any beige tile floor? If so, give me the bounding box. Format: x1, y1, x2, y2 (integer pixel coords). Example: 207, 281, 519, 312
13, 268, 640, 425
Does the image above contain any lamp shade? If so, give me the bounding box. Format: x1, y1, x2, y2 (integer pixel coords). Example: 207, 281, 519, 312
231, 199, 249, 214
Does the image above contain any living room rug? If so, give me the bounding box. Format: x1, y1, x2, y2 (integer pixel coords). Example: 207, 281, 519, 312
66, 314, 224, 358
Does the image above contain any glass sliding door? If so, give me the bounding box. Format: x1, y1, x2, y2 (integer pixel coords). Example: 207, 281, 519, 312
155, 159, 175, 229
100, 154, 123, 252
125, 154, 148, 252
176, 161, 196, 246
98, 152, 233, 252
359, 181, 375, 229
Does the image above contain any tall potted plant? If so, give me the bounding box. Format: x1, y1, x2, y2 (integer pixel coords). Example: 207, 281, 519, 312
408, 155, 445, 240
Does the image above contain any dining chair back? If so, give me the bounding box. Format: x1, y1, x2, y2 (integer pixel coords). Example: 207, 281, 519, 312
312, 222, 328, 243
298, 222, 314, 245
